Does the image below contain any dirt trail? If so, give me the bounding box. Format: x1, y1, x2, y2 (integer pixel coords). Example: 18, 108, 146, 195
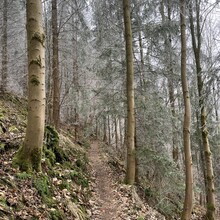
88, 141, 120, 220
88, 141, 166, 220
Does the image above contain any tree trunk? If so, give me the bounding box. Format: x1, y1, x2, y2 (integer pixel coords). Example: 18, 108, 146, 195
108, 114, 111, 145
44, 0, 53, 124
103, 115, 107, 143
189, 1, 216, 218
123, 0, 136, 185
1, 0, 8, 93
52, 0, 60, 131
115, 117, 118, 149
180, 0, 194, 219
160, 0, 178, 163
13, 0, 45, 172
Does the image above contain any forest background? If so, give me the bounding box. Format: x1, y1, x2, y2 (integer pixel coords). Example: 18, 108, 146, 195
0, 0, 220, 219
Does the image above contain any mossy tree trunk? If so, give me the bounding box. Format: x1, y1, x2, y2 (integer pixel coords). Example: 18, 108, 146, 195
180, 0, 194, 219
189, 1, 216, 219
1, 0, 8, 93
13, 0, 45, 172
123, 0, 136, 185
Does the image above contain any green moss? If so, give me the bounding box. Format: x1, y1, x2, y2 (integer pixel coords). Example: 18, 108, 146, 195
16, 172, 32, 180
70, 170, 79, 179
49, 209, 66, 220
207, 203, 215, 211
30, 75, 40, 86
59, 180, 70, 190
0, 143, 5, 152
32, 32, 45, 47
44, 126, 69, 164
34, 174, 50, 197
31, 147, 42, 172
13, 147, 31, 172
144, 187, 154, 198
76, 159, 83, 168
71, 171, 88, 188
45, 148, 56, 165
13, 144, 42, 172
9, 125, 19, 132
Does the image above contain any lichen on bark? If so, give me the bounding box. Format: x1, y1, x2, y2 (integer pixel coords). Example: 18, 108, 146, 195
32, 32, 45, 47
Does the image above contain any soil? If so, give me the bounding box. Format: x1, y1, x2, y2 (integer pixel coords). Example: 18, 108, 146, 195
88, 141, 166, 220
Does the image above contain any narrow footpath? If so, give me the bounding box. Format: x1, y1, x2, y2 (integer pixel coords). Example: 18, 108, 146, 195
88, 141, 165, 220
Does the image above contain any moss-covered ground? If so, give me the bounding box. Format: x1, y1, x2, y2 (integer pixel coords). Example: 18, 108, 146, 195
0, 93, 91, 219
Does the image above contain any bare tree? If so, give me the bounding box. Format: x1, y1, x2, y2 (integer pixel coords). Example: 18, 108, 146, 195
189, 0, 216, 218
180, 0, 194, 218
13, 0, 46, 172
123, 0, 136, 185
52, 0, 60, 130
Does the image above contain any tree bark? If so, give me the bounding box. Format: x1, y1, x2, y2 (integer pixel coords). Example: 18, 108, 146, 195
108, 114, 111, 145
52, 0, 60, 131
13, 0, 45, 172
103, 115, 107, 143
115, 117, 118, 149
189, 1, 216, 218
160, 0, 178, 163
180, 0, 194, 219
1, 0, 8, 93
123, 0, 136, 185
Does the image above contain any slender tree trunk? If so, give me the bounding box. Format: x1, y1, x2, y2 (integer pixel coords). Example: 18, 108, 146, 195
74, 108, 79, 141
52, 0, 60, 131
160, 0, 178, 163
180, 0, 194, 219
123, 0, 136, 185
44, 1, 53, 124
196, 109, 207, 205
1, 0, 8, 93
189, 1, 216, 218
138, 29, 145, 89
119, 117, 123, 147
115, 117, 118, 149
103, 115, 107, 143
13, 0, 45, 172
108, 114, 111, 145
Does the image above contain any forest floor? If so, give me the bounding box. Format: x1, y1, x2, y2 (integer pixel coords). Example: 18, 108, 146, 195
0, 93, 208, 219
87, 140, 165, 220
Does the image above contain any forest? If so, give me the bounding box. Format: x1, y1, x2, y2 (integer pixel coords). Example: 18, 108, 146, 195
0, 0, 220, 219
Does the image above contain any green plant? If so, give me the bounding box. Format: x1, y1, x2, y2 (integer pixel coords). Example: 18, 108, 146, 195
16, 172, 32, 180
49, 209, 66, 220
34, 174, 50, 198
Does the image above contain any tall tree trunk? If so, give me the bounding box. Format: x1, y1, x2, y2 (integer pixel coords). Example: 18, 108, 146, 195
44, 0, 53, 124
52, 0, 60, 131
1, 0, 8, 93
115, 117, 118, 149
189, 1, 216, 218
196, 109, 207, 205
123, 0, 136, 185
103, 115, 107, 143
13, 0, 45, 172
108, 114, 111, 145
160, 0, 178, 163
180, 0, 194, 219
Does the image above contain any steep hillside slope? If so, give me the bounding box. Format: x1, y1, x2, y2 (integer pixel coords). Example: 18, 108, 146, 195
0, 94, 91, 219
